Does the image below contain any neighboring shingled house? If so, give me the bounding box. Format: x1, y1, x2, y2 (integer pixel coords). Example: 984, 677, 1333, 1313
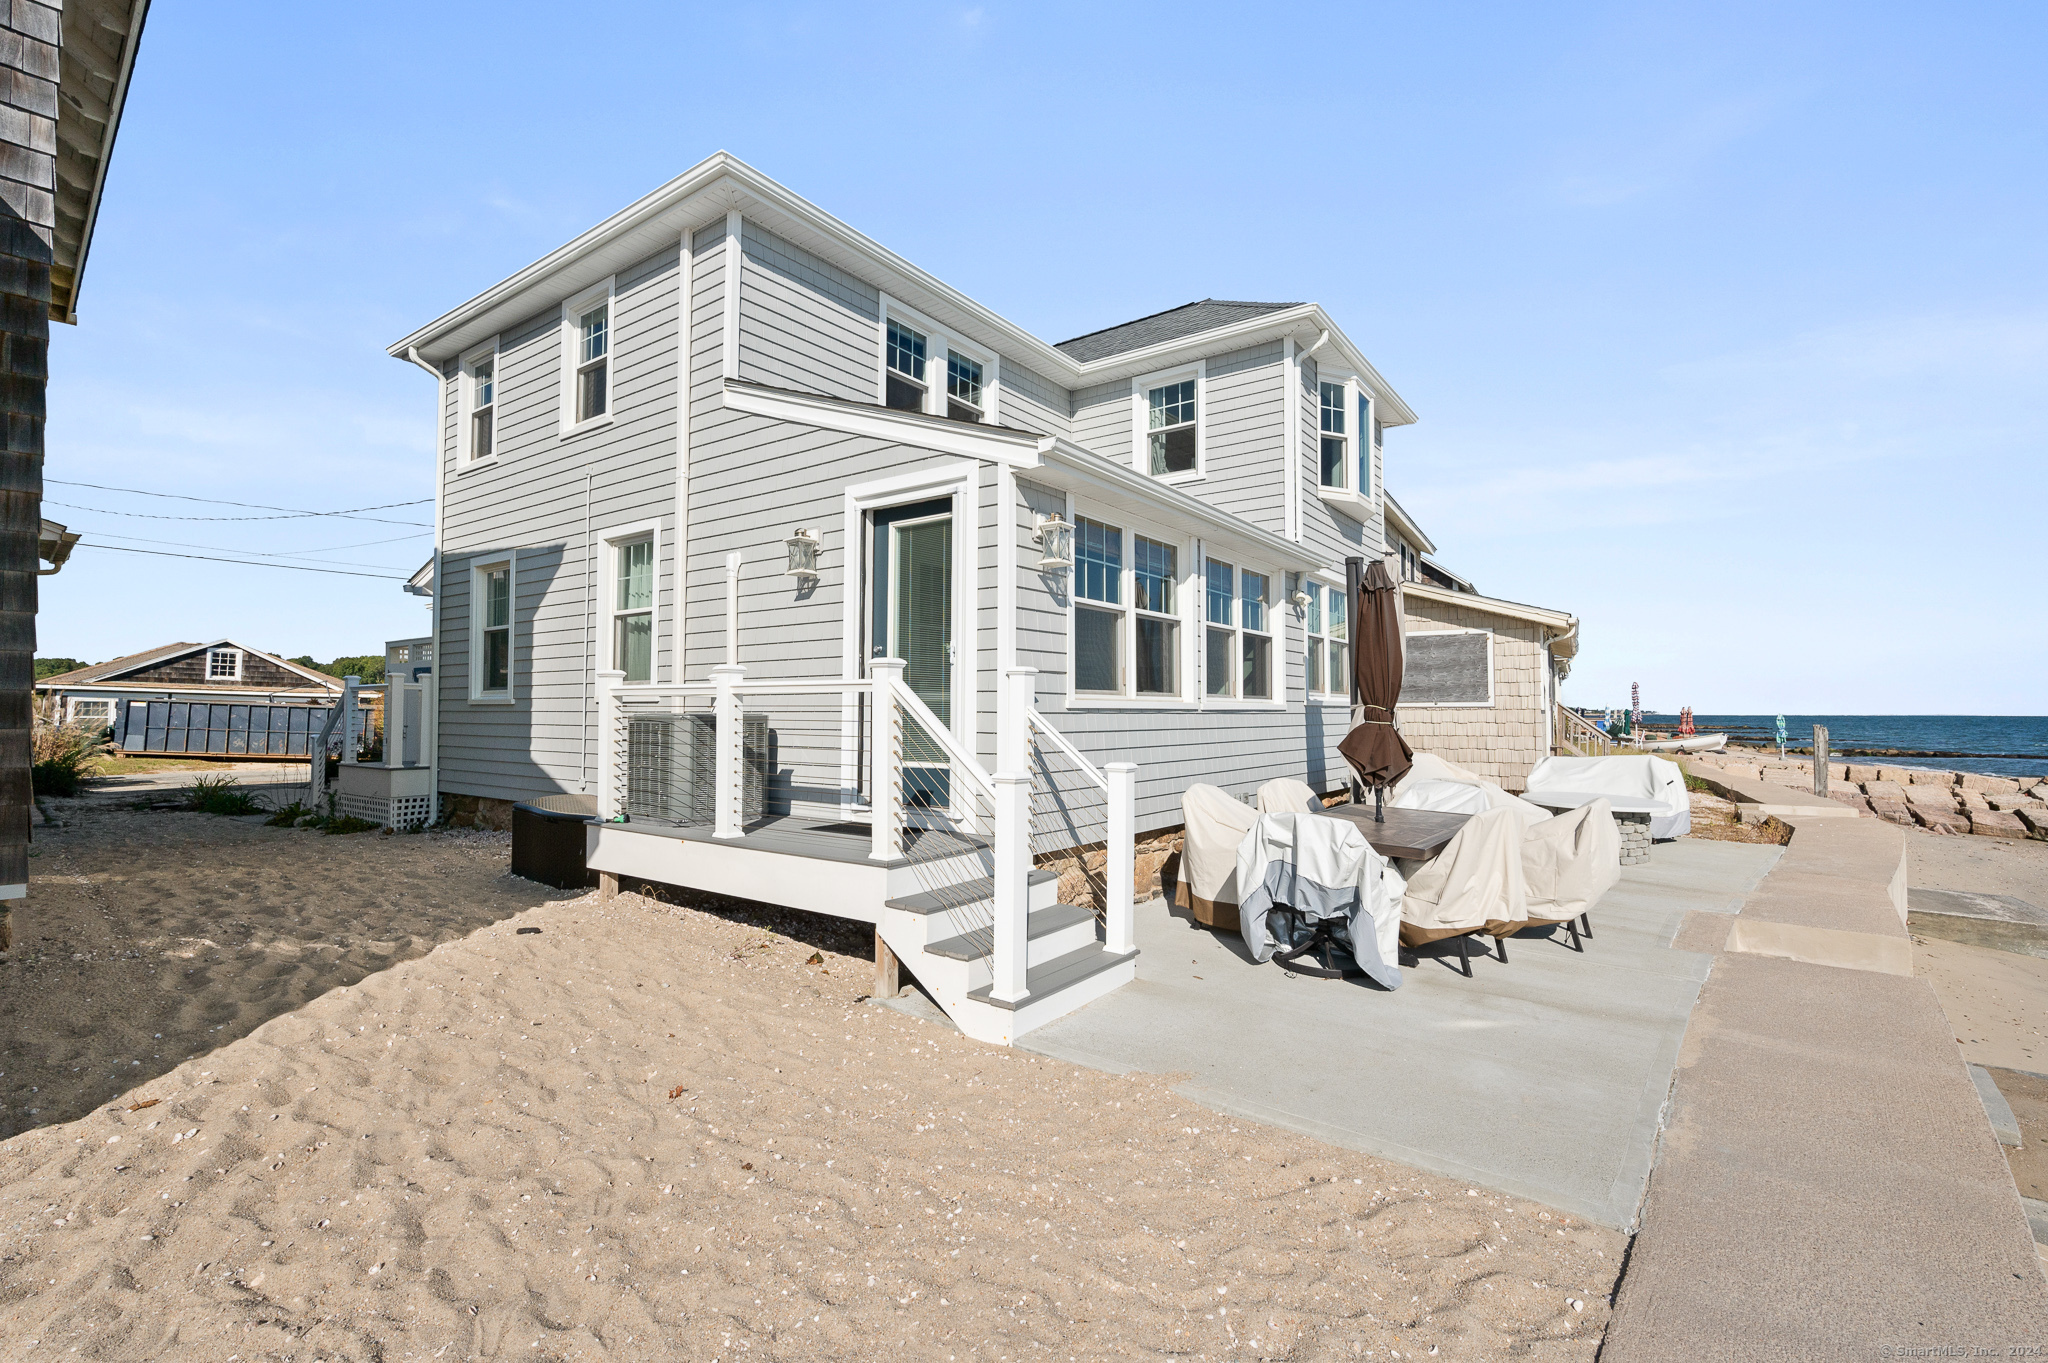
36, 640, 344, 740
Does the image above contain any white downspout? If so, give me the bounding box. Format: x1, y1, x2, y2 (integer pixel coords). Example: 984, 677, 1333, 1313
406, 346, 446, 822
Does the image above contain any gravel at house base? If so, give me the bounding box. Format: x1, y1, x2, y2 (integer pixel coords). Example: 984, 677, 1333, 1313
0, 810, 1618, 1360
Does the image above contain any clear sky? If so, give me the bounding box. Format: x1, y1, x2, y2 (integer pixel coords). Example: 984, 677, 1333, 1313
41, 1, 2045, 712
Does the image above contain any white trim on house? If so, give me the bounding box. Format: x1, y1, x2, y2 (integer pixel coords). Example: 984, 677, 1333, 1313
1196, 548, 1284, 709
722, 209, 742, 381
877, 294, 1003, 427
1401, 626, 1496, 708
1062, 504, 1198, 712
1127, 358, 1205, 484
560, 277, 618, 438
458, 337, 500, 467
205, 647, 243, 682
470, 557, 515, 704
722, 379, 1039, 465
600, 519, 662, 686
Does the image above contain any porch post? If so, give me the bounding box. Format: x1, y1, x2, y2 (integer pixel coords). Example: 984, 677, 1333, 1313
711, 663, 745, 839
991, 667, 1037, 1004
595, 669, 624, 821
1105, 761, 1137, 956
868, 658, 905, 861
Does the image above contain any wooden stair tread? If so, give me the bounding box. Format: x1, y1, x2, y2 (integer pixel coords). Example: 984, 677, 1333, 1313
885, 868, 1057, 916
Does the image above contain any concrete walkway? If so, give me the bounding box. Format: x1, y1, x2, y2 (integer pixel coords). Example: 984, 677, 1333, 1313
1605, 769, 2048, 1354
1022, 838, 1782, 1230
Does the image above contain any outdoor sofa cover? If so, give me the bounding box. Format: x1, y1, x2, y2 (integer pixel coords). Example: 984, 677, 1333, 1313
1393, 804, 1530, 946
1393, 752, 1550, 829
1234, 811, 1402, 991
1523, 755, 1691, 839
1522, 798, 1621, 925
1177, 783, 1258, 931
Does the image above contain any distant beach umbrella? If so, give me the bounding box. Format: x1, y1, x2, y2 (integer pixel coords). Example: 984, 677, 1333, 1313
1338, 559, 1414, 793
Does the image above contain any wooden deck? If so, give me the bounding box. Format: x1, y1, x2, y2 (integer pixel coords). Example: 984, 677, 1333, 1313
602, 815, 988, 871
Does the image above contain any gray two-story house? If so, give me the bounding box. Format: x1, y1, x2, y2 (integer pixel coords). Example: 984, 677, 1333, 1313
386, 152, 1425, 1041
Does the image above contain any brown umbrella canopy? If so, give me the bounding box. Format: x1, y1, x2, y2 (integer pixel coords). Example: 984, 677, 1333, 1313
1337, 559, 1414, 787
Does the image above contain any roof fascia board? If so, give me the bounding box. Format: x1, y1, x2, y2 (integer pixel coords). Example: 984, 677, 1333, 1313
1402, 579, 1574, 632
1382, 493, 1436, 554
1033, 439, 1321, 570
721, 380, 1040, 465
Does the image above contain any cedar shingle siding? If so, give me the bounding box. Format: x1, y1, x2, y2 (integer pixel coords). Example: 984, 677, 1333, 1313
122, 650, 318, 691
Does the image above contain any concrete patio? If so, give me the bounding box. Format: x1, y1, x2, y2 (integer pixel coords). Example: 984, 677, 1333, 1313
1021, 838, 1784, 1230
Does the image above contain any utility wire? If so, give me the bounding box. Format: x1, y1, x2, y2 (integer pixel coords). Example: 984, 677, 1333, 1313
78, 527, 432, 560
45, 499, 432, 527
78, 544, 410, 580
47, 479, 432, 518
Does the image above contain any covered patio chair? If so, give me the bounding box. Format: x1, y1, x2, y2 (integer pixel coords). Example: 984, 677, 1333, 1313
1177, 783, 1259, 932
1234, 811, 1402, 990
1254, 776, 1324, 814
1394, 805, 1529, 976
1393, 752, 1550, 829
1519, 798, 1620, 951
1523, 755, 1690, 838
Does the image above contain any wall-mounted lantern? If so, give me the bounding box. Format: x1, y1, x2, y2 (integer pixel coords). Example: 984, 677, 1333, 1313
784, 527, 821, 586
1033, 513, 1074, 573
1286, 571, 1312, 610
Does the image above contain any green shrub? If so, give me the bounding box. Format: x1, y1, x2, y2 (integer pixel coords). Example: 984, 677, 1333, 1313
188, 774, 264, 816
265, 800, 312, 827
30, 701, 108, 796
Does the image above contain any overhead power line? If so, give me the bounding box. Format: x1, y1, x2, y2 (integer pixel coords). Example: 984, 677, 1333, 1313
81, 528, 432, 560
43, 482, 432, 523
45, 499, 433, 527
78, 544, 410, 580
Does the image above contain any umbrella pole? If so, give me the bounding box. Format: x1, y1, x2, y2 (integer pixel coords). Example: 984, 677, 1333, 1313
1375, 782, 1384, 823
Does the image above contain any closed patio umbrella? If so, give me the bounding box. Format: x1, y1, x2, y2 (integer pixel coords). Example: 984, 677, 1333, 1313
1337, 559, 1413, 817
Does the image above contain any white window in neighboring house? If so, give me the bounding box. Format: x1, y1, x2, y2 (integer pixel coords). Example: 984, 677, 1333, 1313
1072, 514, 1123, 694
1204, 561, 1273, 701
1305, 582, 1349, 697
1146, 379, 1197, 476
611, 538, 654, 684
576, 302, 609, 422
463, 346, 496, 461
1319, 382, 1348, 488
1358, 393, 1375, 499
206, 647, 242, 681
69, 698, 111, 727
945, 351, 984, 422
476, 564, 512, 697
1132, 534, 1179, 695
885, 319, 927, 412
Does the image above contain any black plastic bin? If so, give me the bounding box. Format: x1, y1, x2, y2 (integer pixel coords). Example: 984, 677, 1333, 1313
511, 794, 599, 889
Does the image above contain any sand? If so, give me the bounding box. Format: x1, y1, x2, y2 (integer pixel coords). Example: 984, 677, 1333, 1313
0, 801, 1620, 1360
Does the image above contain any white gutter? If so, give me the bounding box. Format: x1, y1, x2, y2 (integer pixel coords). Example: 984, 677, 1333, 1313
1033, 438, 1321, 570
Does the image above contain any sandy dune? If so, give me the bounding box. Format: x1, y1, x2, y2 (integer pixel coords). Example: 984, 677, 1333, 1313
0, 804, 1618, 1360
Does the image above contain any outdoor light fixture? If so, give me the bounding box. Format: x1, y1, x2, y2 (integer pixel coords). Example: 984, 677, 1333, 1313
1287, 571, 1312, 610
784, 526, 821, 585
1033, 513, 1074, 573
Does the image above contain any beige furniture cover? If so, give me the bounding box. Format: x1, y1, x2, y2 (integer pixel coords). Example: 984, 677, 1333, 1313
1393, 752, 1550, 830
1522, 799, 1621, 925
1393, 804, 1530, 947
1177, 783, 1258, 931
1254, 777, 1323, 814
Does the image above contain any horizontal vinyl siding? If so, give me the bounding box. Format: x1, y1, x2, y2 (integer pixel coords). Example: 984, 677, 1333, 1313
1070, 379, 1130, 466
1196, 341, 1285, 536
437, 242, 683, 806
737, 220, 880, 402
997, 360, 1070, 440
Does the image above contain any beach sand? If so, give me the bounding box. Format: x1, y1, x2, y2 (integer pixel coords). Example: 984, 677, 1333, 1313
0, 801, 1620, 1360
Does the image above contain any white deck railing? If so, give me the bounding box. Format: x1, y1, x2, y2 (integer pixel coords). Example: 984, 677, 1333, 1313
595, 664, 1137, 1006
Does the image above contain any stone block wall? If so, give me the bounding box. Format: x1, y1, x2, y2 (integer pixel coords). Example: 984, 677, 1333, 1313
1394, 596, 1551, 791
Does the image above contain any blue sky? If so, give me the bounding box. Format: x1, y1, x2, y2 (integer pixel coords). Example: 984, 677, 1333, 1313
42, 1, 2045, 712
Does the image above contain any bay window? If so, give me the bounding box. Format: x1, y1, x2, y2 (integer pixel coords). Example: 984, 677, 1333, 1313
1319, 381, 1348, 488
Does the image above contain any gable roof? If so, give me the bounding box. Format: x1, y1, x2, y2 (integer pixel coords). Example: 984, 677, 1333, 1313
1054, 300, 1304, 364
35, 640, 345, 691
52, 0, 151, 323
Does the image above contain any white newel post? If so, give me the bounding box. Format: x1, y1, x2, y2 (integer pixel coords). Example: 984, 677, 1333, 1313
595, 670, 624, 821
711, 663, 745, 839
1105, 761, 1137, 956
991, 667, 1037, 1004
867, 658, 905, 861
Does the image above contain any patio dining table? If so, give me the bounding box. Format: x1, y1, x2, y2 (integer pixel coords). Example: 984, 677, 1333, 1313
1317, 804, 1471, 861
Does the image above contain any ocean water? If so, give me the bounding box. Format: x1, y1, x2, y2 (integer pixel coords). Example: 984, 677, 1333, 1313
1636, 714, 2048, 780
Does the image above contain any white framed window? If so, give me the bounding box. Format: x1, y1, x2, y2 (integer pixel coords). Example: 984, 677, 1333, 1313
878, 297, 1000, 426
68, 698, 111, 726
1304, 580, 1349, 698
1203, 559, 1276, 702
206, 647, 242, 681
1358, 392, 1375, 500
472, 561, 513, 700
608, 532, 657, 684
460, 339, 499, 464
1129, 361, 1203, 480
1403, 628, 1494, 707
1319, 381, 1348, 489
560, 278, 616, 435
1068, 510, 1192, 703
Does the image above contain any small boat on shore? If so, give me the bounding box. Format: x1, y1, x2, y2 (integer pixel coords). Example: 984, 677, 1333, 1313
1638, 733, 1728, 753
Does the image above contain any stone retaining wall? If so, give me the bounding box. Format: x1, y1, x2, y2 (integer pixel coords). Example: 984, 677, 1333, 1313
1685, 751, 2048, 840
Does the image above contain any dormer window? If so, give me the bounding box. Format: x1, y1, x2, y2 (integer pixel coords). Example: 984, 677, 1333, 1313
886, 319, 927, 411
1147, 379, 1197, 475
945, 351, 983, 422
1319, 381, 1348, 488
207, 647, 242, 681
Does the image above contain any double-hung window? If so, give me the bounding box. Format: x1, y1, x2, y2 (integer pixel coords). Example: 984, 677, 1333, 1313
945, 351, 984, 422
1357, 394, 1375, 499
1305, 582, 1349, 697
478, 565, 512, 697
1319, 382, 1348, 488
612, 538, 654, 684
1072, 515, 1123, 694
576, 303, 609, 422
470, 356, 495, 459
1146, 379, 1197, 476
1203, 561, 1272, 700
885, 319, 928, 412
1132, 536, 1179, 695
207, 648, 242, 681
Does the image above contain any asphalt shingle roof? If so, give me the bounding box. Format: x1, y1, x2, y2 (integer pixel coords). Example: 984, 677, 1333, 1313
1053, 299, 1302, 364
